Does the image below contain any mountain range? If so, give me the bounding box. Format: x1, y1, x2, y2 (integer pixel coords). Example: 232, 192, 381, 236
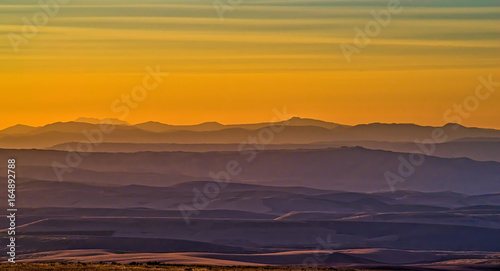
1, 117, 500, 149
1, 117, 500, 268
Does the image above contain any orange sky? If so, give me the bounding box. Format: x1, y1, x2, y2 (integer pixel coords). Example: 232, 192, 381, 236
1, 0, 499, 129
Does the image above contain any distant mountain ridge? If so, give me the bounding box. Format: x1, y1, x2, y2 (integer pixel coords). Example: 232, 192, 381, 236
1, 117, 499, 149
46, 140, 500, 163
1, 147, 499, 194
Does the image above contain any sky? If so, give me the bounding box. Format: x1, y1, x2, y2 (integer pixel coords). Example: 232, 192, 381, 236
1, 0, 499, 129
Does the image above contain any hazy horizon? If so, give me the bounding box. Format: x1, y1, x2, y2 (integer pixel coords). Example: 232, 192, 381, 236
2, 116, 500, 131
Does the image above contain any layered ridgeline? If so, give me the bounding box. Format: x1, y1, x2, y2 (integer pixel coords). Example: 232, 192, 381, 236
1, 117, 500, 163
0, 146, 499, 194
1, 177, 500, 267
1, 118, 500, 268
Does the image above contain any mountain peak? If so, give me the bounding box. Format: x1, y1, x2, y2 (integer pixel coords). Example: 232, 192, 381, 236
443, 123, 465, 129
0, 124, 36, 135
285, 117, 346, 129
198, 121, 224, 126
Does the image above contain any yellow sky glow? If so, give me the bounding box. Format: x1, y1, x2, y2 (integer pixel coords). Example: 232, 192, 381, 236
0, 0, 499, 129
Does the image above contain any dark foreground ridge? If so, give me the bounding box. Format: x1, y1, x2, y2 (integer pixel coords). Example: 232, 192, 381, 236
0, 263, 396, 271
3, 263, 500, 271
